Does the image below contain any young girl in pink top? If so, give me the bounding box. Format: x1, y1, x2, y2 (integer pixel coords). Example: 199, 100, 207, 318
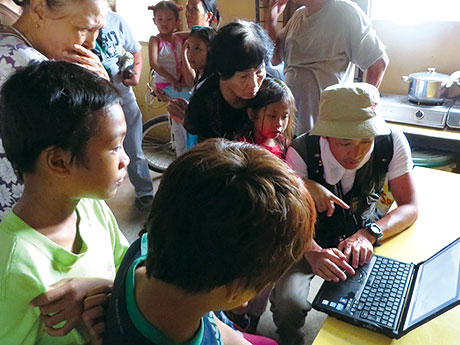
230, 77, 297, 334
148, 1, 191, 155
148, 1, 187, 94
240, 77, 296, 160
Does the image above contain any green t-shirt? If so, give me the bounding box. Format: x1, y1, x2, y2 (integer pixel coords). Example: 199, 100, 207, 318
0, 198, 129, 345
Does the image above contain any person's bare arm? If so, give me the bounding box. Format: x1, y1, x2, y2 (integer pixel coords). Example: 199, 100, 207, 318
148, 35, 181, 89
376, 171, 418, 239
365, 53, 389, 88
265, 0, 288, 65
122, 50, 143, 87
174, 31, 190, 40
180, 38, 196, 88
214, 313, 251, 345
338, 171, 418, 267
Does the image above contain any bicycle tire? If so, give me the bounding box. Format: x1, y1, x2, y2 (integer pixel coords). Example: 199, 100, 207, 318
142, 115, 176, 173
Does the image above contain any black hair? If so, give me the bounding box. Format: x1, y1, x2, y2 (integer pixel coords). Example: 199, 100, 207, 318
0, 61, 121, 175
189, 25, 216, 47
188, 25, 216, 80
150, 0, 180, 19
247, 77, 295, 112
241, 77, 297, 151
208, 20, 274, 80
200, 0, 220, 26
145, 139, 316, 294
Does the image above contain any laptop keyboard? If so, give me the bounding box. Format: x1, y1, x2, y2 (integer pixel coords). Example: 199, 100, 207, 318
350, 256, 412, 329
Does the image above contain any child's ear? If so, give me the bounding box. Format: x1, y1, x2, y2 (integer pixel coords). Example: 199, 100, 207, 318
42, 147, 73, 175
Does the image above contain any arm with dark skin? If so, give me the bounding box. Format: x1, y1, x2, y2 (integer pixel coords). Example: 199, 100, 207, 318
304, 172, 418, 280
338, 171, 418, 268
148, 35, 182, 91
265, 0, 289, 66
180, 37, 196, 88
365, 54, 389, 88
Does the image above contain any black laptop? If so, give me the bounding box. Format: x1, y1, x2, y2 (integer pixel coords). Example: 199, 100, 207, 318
312, 237, 460, 338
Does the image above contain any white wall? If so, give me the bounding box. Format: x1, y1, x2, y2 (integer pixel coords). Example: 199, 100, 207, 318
116, 0, 159, 42
375, 20, 460, 96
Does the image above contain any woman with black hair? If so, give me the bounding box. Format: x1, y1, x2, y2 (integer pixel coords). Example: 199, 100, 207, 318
185, 0, 220, 28
169, 20, 274, 142
179, 0, 220, 88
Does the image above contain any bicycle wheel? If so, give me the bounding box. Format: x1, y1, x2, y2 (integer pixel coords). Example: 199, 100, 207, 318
142, 115, 176, 173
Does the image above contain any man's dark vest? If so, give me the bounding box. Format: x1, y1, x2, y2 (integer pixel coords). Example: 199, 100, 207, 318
291, 133, 393, 248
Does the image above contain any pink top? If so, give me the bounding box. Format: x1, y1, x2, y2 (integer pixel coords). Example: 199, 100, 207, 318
154, 34, 183, 88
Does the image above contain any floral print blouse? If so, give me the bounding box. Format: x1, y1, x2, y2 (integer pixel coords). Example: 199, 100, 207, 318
0, 32, 46, 220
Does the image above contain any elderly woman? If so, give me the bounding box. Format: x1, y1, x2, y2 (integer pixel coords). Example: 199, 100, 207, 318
168, 20, 273, 143
0, 0, 108, 220
183, 20, 273, 141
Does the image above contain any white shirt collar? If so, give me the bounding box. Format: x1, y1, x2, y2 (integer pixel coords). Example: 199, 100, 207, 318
319, 137, 374, 186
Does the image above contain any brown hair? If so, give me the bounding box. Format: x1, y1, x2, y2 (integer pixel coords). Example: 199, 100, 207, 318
248, 77, 297, 142
144, 139, 316, 293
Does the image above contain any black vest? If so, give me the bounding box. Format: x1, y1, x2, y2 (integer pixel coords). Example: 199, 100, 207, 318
291, 133, 393, 248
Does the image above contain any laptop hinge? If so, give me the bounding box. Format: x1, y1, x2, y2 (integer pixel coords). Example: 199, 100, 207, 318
397, 261, 421, 336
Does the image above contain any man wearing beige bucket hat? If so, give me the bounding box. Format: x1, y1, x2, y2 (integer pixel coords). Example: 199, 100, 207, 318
269, 83, 418, 345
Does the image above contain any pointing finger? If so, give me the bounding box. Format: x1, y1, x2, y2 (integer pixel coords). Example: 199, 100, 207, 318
330, 195, 350, 209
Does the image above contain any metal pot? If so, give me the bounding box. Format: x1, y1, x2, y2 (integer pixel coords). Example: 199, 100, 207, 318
402, 68, 460, 104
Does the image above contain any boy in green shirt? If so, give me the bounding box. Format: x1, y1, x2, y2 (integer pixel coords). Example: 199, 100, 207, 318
0, 61, 130, 345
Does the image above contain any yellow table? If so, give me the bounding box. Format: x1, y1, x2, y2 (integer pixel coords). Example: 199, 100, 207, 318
313, 167, 460, 345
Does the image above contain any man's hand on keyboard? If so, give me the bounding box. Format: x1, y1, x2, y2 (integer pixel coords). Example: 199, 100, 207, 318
338, 229, 374, 269
305, 247, 355, 283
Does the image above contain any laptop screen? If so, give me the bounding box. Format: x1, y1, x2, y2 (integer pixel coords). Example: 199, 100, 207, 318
403, 237, 460, 330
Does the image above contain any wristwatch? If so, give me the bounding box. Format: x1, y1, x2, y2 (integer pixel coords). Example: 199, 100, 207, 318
365, 223, 384, 245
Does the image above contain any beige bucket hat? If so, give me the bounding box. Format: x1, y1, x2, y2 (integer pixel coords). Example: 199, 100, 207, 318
310, 83, 390, 139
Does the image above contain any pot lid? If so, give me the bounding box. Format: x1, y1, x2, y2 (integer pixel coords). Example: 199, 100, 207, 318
409, 68, 450, 81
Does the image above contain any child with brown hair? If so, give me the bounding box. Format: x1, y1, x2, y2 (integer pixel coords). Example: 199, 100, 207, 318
240, 76, 296, 160
149, 1, 191, 155
103, 139, 316, 344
